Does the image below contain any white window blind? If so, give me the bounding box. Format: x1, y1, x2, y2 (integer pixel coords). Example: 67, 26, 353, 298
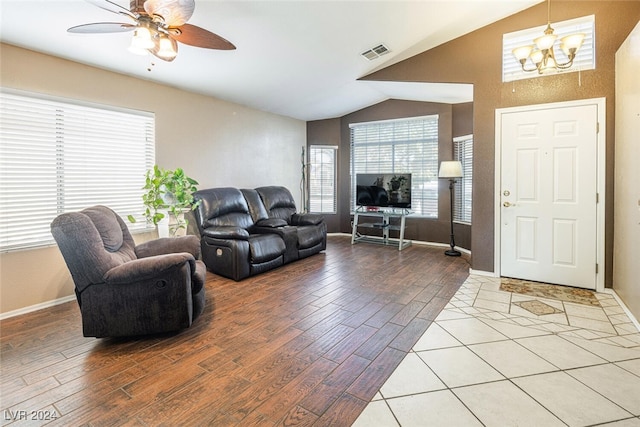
309, 145, 337, 214
0, 89, 155, 251
503, 15, 595, 82
350, 115, 439, 217
453, 135, 473, 224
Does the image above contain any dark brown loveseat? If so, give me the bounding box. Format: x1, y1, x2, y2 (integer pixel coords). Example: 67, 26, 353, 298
192, 186, 326, 281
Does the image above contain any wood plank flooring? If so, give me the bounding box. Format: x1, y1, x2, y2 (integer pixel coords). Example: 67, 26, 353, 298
0, 235, 469, 426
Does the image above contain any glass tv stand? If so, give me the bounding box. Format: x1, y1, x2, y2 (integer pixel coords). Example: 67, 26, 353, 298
351, 207, 412, 251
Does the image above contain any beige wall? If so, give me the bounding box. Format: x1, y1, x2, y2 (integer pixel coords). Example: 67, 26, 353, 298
0, 44, 306, 315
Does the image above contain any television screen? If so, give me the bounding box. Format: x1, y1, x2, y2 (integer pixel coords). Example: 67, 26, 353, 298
355, 173, 411, 208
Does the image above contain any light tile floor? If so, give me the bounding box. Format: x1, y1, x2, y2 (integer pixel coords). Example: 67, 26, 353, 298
353, 275, 640, 427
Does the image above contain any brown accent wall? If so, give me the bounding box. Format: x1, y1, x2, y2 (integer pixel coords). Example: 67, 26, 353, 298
308, 99, 472, 250
361, 1, 640, 283
307, 118, 342, 232
453, 102, 473, 138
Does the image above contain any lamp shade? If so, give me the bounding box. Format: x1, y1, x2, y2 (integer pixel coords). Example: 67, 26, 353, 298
438, 161, 463, 179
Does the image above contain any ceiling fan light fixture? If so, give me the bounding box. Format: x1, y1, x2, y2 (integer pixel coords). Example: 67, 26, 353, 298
127, 43, 148, 56
156, 35, 178, 60
130, 26, 154, 50
70, 0, 236, 62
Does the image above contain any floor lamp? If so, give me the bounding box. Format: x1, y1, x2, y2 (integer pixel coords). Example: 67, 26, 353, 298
439, 161, 463, 257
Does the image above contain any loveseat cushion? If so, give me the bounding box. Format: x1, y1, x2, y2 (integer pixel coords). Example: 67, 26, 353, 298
297, 226, 326, 249
241, 188, 269, 223
255, 186, 297, 221
194, 188, 254, 230
248, 234, 286, 263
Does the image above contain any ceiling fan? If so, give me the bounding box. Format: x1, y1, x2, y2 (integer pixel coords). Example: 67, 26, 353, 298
68, 0, 236, 62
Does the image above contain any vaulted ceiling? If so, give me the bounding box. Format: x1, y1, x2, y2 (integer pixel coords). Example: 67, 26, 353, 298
0, 0, 541, 120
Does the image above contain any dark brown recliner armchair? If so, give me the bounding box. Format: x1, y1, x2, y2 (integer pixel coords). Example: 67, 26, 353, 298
51, 205, 206, 338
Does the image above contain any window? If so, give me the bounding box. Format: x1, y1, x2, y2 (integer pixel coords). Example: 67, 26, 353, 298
308, 145, 337, 214
453, 134, 473, 224
0, 89, 155, 251
502, 15, 595, 82
350, 115, 439, 217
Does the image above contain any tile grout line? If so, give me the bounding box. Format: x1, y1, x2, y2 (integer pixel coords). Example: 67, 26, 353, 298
354, 274, 640, 426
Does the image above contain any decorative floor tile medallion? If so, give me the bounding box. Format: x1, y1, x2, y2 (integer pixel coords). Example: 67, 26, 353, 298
513, 300, 565, 316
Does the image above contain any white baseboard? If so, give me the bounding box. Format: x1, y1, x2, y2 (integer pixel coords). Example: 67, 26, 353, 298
0, 294, 76, 320
469, 269, 498, 277
604, 289, 640, 332
333, 232, 472, 254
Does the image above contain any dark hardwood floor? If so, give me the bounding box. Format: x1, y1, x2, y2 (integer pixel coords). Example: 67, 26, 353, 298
1, 235, 469, 426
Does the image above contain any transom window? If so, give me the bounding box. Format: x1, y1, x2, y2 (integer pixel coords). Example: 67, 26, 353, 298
0, 89, 155, 251
350, 115, 439, 217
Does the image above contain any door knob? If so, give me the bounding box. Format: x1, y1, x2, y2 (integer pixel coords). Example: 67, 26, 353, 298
503, 202, 513, 207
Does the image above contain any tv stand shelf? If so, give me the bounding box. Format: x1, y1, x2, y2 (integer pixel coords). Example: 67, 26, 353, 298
351, 208, 412, 250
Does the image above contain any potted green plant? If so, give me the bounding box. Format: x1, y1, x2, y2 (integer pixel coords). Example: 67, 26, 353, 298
128, 165, 200, 237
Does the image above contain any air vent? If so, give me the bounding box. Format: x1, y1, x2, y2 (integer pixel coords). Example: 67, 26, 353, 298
361, 44, 390, 61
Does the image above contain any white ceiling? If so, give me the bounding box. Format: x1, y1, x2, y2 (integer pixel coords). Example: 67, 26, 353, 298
0, 0, 541, 121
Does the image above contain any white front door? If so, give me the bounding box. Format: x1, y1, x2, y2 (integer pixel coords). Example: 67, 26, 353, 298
499, 103, 599, 290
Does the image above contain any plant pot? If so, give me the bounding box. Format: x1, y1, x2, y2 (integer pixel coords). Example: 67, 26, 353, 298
156, 209, 187, 237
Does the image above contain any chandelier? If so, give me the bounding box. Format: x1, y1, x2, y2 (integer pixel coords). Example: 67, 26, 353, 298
511, 0, 585, 74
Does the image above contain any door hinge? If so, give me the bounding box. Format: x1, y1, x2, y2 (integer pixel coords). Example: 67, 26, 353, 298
596, 193, 599, 203
596, 263, 599, 274
596, 122, 600, 134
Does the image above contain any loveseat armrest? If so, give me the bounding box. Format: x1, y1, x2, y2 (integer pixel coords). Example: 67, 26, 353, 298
255, 218, 288, 228
103, 253, 196, 285
202, 226, 250, 240
291, 213, 324, 226
135, 235, 201, 259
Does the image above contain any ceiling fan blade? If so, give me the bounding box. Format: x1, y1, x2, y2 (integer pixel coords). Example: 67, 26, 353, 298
67, 22, 136, 34
172, 24, 235, 50
85, 0, 137, 19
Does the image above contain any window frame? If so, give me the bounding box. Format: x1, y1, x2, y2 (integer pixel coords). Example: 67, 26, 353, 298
349, 115, 439, 218
502, 15, 595, 83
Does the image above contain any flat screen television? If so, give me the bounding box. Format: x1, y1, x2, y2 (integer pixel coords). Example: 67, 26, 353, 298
355, 173, 412, 209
